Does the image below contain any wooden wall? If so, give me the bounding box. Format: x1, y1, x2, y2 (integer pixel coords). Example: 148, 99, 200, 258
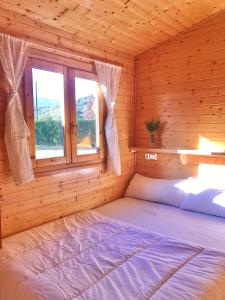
135, 11, 225, 179
0, 8, 135, 238
135, 151, 225, 181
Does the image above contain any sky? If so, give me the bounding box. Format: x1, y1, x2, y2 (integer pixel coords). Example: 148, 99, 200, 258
32, 68, 98, 103
32, 68, 64, 103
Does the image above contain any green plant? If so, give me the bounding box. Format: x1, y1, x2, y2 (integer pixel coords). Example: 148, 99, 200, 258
35, 118, 64, 146
35, 118, 96, 147
145, 119, 160, 145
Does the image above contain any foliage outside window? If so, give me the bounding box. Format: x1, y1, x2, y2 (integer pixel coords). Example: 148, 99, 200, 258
24, 56, 105, 171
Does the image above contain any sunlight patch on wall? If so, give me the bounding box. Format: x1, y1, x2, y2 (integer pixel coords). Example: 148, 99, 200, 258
198, 163, 225, 189
197, 135, 225, 188
213, 192, 225, 208
174, 162, 225, 193
174, 177, 205, 194
198, 135, 225, 153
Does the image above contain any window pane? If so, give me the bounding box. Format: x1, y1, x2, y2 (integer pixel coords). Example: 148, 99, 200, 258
32, 68, 65, 159
75, 77, 99, 155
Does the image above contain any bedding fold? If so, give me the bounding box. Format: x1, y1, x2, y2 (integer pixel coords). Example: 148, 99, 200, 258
1, 210, 225, 300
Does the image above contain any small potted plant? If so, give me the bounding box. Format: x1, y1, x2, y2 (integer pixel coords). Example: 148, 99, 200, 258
145, 119, 160, 147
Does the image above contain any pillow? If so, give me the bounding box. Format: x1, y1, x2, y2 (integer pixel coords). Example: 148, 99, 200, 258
181, 185, 225, 218
125, 173, 187, 207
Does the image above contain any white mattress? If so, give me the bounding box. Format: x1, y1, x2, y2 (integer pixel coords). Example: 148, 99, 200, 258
95, 197, 225, 251
1, 210, 225, 300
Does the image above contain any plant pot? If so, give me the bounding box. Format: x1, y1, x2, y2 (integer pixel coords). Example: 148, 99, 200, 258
150, 131, 156, 148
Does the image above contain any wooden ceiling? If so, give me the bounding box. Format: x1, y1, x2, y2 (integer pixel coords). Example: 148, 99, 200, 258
0, 0, 225, 55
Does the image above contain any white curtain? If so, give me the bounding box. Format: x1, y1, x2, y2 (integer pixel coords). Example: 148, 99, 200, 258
95, 61, 122, 175
0, 33, 34, 185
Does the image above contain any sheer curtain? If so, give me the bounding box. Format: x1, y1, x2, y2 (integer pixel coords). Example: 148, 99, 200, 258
95, 61, 122, 175
0, 33, 34, 185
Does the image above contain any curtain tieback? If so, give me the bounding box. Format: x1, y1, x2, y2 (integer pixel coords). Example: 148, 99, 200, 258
9, 90, 17, 96
108, 110, 114, 117
107, 111, 115, 128
8, 90, 18, 106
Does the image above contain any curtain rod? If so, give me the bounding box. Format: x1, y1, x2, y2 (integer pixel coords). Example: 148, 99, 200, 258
31, 42, 126, 70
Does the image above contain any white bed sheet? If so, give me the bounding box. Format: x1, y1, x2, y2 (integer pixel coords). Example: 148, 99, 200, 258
1, 210, 225, 300
95, 197, 225, 251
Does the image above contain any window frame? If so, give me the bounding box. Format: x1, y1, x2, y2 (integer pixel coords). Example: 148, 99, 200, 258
24, 54, 105, 174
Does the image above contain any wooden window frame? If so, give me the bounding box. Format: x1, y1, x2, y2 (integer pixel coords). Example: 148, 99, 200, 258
24, 54, 105, 174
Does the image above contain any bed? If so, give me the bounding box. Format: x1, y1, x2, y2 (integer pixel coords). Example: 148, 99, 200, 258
96, 197, 225, 251
1, 196, 225, 300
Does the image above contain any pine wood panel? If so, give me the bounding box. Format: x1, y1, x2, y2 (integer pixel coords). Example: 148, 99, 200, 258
0, 1, 225, 55
136, 152, 225, 180
135, 10, 225, 179
0, 12, 135, 238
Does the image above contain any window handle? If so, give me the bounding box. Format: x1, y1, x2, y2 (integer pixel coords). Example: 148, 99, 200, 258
70, 122, 77, 135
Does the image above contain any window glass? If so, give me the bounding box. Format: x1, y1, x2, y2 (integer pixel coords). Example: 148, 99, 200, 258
32, 68, 65, 159
75, 77, 99, 155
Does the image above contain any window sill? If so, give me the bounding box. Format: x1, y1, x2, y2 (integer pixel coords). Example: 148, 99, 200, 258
34, 159, 106, 178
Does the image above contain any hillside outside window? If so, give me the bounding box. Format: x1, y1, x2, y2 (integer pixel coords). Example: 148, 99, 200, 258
24, 56, 105, 172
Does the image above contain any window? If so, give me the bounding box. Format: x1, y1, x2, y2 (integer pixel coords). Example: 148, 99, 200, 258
75, 76, 99, 156
32, 67, 65, 160
24, 56, 105, 172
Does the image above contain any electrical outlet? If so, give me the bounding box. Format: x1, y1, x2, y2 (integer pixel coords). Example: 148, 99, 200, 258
145, 153, 157, 160
145, 153, 150, 160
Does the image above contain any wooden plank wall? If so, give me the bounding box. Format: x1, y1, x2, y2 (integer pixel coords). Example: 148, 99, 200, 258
0, 8, 135, 238
135, 11, 225, 179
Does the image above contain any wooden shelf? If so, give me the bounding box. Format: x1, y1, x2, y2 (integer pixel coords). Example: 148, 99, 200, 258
130, 147, 225, 157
